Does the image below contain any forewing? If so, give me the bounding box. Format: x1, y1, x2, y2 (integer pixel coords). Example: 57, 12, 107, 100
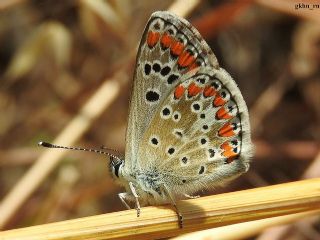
125, 11, 219, 171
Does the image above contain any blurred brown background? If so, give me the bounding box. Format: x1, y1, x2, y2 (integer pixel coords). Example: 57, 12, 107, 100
0, 0, 319, 239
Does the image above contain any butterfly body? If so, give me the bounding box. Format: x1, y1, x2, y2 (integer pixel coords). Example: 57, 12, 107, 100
108, 13, 254, 218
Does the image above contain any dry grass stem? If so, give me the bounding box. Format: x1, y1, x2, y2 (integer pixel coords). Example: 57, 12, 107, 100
0, 178, 319, 240
173, 210, 320, 240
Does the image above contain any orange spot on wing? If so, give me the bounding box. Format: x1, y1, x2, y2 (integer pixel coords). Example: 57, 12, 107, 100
221, 141, 232, 151
170, 41, 184, 56
160, 33, 173, 48
178, 51, 195, 68
174, 85, 185, 99
216, 107, 233, 120
221, 141, 238, 163
187, 62, 199, 72
147, 31, 160, 47
225, 153, 238, 163
222, 151, 237, 158
213, 93, 226, 107
218, 122, 235, 137
188, 82, 202, 97
203, 86, 216, 98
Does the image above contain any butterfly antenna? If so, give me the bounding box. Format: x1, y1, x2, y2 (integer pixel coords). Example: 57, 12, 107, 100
38, 141, 122, 161
100, 146, 124, 157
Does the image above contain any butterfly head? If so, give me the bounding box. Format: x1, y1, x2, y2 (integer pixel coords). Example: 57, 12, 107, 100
109, 156, 125, 180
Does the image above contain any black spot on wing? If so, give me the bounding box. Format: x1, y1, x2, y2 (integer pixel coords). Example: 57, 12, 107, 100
152, 63, 161, 72
168, 147, 175, 155
167, 74, 179, 84
199, 166, 205, 174
146, 91, 160, 102
181, 157, 188, 164
151, 138, 158, 145
162, 107, 170, 115
160, 66, 171, 76
144, 63, 151, 75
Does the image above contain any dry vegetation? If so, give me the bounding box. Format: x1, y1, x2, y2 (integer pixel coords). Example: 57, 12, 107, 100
0, 0, 319, 239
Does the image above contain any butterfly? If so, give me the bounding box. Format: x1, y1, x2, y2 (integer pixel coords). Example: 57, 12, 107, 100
39, 11, 254, 227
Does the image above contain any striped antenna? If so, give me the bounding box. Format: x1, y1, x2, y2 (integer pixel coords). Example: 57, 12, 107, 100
38, 141, 122, 161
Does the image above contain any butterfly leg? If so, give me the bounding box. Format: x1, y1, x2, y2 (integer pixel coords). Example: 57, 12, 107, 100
118, 192, 132, 210
129, 182, 141, 217
163, 184, 183, 228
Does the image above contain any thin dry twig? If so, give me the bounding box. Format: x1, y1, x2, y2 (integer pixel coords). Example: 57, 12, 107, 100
0, 178, 319, 240
173, 210, 320, 240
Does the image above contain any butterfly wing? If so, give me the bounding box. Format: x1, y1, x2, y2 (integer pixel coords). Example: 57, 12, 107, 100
125, 11, 219, 171
135, 12, 253, 197
138, 68, 253, 195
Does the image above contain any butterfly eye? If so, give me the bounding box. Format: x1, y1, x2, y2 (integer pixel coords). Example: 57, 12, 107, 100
110, 159, 124, 178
